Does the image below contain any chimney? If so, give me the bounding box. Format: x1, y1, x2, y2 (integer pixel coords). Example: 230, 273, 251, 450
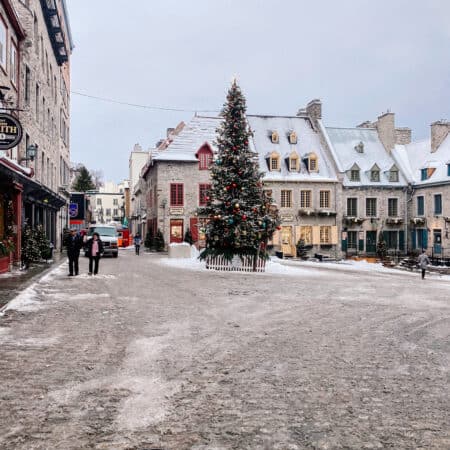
166, 127, 175, 138
305, 99, 322, 121
395, 127, 412, 145
133, 143, 143, 152
375, 112, 395, 152
431, 120, 450, 152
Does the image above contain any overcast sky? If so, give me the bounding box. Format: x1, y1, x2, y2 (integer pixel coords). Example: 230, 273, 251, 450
68, 0, 450, 183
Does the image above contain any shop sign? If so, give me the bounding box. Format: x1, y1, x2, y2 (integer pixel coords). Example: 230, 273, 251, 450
0, 114, 23, 150
280, 214, 294, 222
170, 207, 184, 215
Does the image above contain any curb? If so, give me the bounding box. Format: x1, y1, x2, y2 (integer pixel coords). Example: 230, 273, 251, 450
0, 258, 66, 314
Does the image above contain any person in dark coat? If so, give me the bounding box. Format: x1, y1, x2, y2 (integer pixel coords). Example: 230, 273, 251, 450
66, 228, 83, 276
86, 232, 104, 275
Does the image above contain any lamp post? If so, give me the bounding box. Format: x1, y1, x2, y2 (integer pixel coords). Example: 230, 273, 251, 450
20, 144, 38, 167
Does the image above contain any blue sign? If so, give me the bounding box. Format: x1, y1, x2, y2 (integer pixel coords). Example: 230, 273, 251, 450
69, 203, 79, 218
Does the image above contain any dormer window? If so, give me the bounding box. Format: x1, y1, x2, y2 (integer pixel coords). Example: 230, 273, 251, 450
289, 131, 298, 144
287, 151, 299, 171
421, 167, 436, 181
271, 131, 279, 144
303, 152, 318, 172
350, 170, 360, 181
196, 143, 213, 170
389, 168, 399, 182
268, 151, 280, 171
370, 163, 380, 182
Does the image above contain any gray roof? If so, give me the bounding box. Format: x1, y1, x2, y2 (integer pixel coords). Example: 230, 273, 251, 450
325, 126, 407, 187
248, 115, 337, 182
393, 134, 450, 185
151, 116, 219, 162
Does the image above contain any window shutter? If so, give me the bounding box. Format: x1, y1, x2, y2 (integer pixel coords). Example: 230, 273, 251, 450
411, 230, 416, 250
331, 226, 338, 245
190, 218, 198, 242
341, 238, 348, 252
423, 229, 428, 250
359, 238, 364, 251
312, 226, 320, 245
383, 231, 389, 244
399, 230, 405, 251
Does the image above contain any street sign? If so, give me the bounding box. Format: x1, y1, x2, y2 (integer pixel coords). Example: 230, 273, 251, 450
0, 113, 23, 150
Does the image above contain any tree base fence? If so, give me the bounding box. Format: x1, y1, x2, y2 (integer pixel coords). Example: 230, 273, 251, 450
205, 254, 266, 272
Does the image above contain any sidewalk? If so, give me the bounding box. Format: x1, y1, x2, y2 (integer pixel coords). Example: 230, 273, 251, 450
0, 251, 66, 309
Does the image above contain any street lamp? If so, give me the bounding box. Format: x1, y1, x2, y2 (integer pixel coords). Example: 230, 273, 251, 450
20, 144, 38, 166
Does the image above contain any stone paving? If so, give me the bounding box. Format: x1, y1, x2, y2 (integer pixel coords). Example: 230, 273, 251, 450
0, 250, 449, 449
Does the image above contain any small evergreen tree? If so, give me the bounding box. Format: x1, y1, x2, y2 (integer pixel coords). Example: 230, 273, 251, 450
198, 80, 279, 263
34, 225, 52, 260
154, 229, 165, 252
72, 165, 95, 192
144, 228, 154, 250
184, 228, 194, 245
296, 239, 308, 259
376, 233, 387, 259
21, 225, 40, 268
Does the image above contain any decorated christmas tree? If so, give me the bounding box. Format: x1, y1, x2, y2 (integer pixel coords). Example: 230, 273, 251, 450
199, 80, 279, 263
376, 232, 387, 260
21, 225, 40, 268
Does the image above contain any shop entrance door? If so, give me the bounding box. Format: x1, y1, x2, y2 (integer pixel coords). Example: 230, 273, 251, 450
433, 229, 442, 254
281, 226, 293, 256
170, 219, 183, 243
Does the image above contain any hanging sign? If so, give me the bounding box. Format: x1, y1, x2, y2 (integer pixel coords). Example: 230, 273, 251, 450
0, 113, 23, 150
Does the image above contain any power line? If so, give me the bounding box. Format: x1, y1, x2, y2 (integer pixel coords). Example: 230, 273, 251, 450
71, 90, 220, 114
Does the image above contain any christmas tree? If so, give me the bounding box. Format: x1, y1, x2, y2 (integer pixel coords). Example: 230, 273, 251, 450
183, 228, 194, 245
376, 232, 387, 260
199, 80, 279, 263
144, 228, 154, 250
72, 165, 95, 192
21, 225, 40, 268
154, 229, 165, 252
296, 239, 308, 259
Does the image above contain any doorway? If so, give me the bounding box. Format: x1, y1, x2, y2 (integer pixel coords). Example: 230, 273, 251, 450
366, 231, 377, 255
281, 226, 293, 256
433, 229, 442, 254
170, 219, 183, 243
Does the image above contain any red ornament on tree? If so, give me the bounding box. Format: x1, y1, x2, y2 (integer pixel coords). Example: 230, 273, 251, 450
232, 183, 237, 188
242, 215, 247, 221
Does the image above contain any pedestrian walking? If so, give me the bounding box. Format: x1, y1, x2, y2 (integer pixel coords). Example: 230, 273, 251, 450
86, 232, 104, 275
66, 228, 83, 276
417, 249, 431, 279
134, 233, 142, 255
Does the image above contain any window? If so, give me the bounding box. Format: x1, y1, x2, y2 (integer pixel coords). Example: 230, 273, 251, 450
0, 17, 6, 70
269, 152, 280, 171
308, 155, 318, 172
320, 226, 331, 244
300, 226, 312, 245
96, 198, 101, 205
170, 183, 183, 206
289, 131, 297, 144
113, 198, 118, 206
113, 209, 118, 217
447, 164, 450, 177
35, 84, 40, 119
370, 170, 380, 182
300, 190, 311, 208
389, 169, 399, 182
105, 208, 111, 217
350, 169, 360, 181
281, 190, 292, 208
33, 15, 38, 54
319, 190, 330, 208
271, 131, 279, 143
417, 196, 424, 216
25, 66, 31, 104
289, 156, 298, 171
199, 183, 211, 206
421, 168, 428, 181
366, 198, 377, 217
10, 41, 18, 86
197, 145, 213, 170
434, 194, 442, 215
388, 198, 398, 217
347, 198, 358, 216
347, 231, 357, 249
385, 231, 398, 249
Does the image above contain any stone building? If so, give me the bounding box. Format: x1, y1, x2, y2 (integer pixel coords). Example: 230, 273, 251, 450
324, 114, 410, 257
11, 0, 73, 248
87, 181, 126, 225
393, 121, 450, 258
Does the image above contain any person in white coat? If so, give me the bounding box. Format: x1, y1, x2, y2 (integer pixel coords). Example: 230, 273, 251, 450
417, 250, 431, 279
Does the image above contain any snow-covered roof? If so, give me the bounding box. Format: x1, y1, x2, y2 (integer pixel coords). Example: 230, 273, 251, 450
248, 115, 337, 182
325, 126, 407, 187
0, 155, 33, 177
152, 116, 219, 162
392, 134, 450, 185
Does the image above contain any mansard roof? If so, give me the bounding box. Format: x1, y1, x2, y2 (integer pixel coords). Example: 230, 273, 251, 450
247, 115, 337, 182
325, 126, 407, 187
393, 134, 450, 185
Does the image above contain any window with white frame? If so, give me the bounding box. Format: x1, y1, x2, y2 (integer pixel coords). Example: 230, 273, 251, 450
350, 169, 360, 181
10, 40, 18, 86
347, 231, 357, 249
347, 198, 357, 216
388, 198, 398, 217
0, 17, 6, 71
300, 226, 312, 245
320, 226, 332, 244
366, 198, 377, 217
300, 190, 311, 208
389, 168, 399, 182
113, 198, 118, 206
319, 190, 330, 208
97, 198, 102, 205
281, 190, 292, 208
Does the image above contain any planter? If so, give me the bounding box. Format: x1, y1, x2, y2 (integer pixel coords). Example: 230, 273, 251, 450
0, 255, 10, 274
